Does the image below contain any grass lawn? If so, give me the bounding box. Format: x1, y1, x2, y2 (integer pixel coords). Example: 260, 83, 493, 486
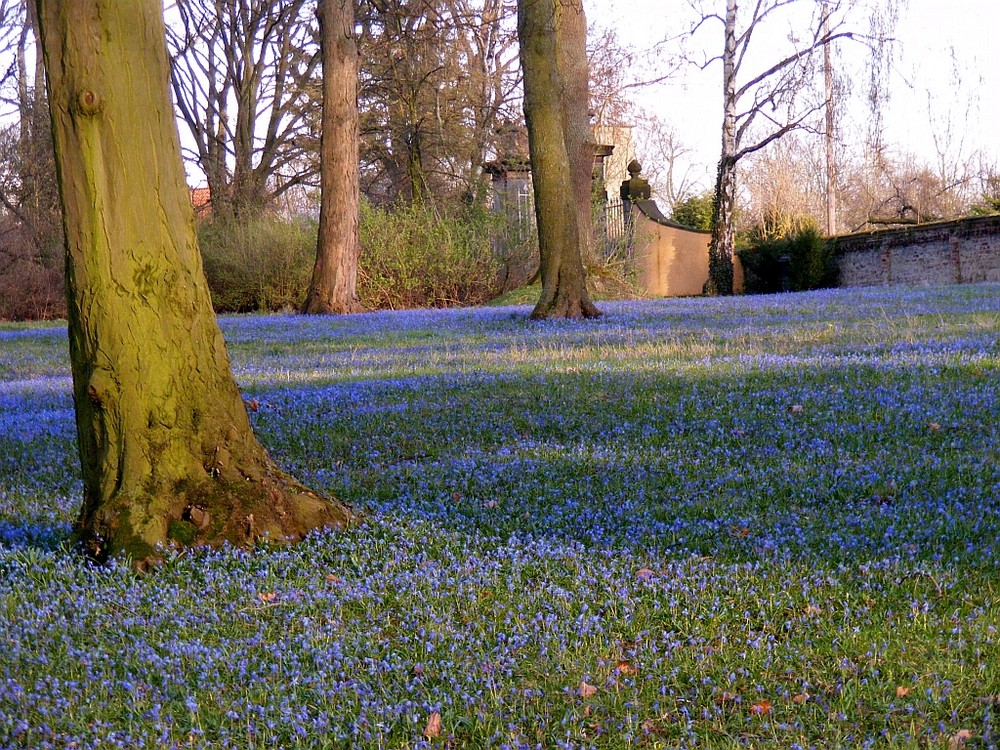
1, 284, 998, 749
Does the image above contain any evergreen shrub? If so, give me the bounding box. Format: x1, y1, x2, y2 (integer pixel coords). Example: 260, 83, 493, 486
738, 225, 838, 294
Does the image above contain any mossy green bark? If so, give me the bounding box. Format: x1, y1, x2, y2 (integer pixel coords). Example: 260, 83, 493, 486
37, 0, 353, 565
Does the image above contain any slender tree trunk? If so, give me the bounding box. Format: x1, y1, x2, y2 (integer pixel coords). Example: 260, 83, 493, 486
518, 0, 600, 319
708, 156, 737, 294
705, 0, 737, 296
16, 5, 30, 138
823, 0, 838, 236
302, 0, 363, 314
37, 0, 353, 565
406, 117, 428, 206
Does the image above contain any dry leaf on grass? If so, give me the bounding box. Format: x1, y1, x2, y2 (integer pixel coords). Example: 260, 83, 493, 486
949, 729, 973, 749
615, 660, 638, 675
423, 711, 442, 738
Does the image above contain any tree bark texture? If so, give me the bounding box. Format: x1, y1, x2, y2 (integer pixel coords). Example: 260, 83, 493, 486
705, 0, 738, 296
707, 156, 737, 295
37, 0, 353, 563
302, 0, 363, 314
823, 0, 838, 236
518, 0, 600, 319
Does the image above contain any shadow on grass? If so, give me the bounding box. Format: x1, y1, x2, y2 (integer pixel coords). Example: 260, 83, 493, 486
0, 519, 72, 552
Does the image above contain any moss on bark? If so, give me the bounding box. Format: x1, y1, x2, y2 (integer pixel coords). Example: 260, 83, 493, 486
38, 0, 355, 566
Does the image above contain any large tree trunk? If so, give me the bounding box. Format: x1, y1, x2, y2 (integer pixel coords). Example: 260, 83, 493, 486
705, 0, 738, 296
37, 0, 353, 565
518, 0, 600, 319
558, 0, 596, 271
302, 0, 363, 314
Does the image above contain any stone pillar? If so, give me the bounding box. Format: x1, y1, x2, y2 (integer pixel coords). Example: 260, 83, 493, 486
620, 159, 651, 232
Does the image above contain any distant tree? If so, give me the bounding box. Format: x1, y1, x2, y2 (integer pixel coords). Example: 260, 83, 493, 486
631, 117, 697, 213
518, 0, 600, 319
671, 191, 715, 231
37, 0, 352, 563
690, 0, 885, 294
166, 0, 319, 218
839, 147, 974, 231
0, 2, 60, 242
302, 0, 363, 314
357, 0, 521, 205
968, 170, 1000, 217
0, 0, 64, 319
741, 134, 826, 235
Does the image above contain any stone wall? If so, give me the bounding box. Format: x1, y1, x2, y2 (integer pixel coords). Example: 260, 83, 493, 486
833, 215, 1000, 287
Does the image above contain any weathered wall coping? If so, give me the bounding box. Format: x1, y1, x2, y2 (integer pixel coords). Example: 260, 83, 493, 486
633, 199, 712, 233
831, 214, 1000, 252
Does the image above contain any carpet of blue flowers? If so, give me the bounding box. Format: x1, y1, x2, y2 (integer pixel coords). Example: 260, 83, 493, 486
1, 284, 999, 749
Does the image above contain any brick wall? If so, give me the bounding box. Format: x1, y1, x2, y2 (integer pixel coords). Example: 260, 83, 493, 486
833, 215, 1000, 287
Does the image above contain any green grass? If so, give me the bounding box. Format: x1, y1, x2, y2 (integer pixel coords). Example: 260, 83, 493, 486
0, 284, 998, 748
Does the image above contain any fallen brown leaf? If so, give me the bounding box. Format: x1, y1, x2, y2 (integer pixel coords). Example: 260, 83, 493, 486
423, 711, 442, 739
749, 700, 772, 715
579, 681, 598, 698
616, 660, 639, 675
949, 729, 973, 749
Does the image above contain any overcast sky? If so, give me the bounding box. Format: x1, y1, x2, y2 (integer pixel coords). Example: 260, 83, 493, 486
583, 0, 1000, 194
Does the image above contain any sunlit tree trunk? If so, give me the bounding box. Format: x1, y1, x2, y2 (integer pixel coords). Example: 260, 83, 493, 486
823, 0, 838, 236
705, 0, 737, 296
37, 0, 353, 564
518, 0, 600, 319
302, 0, 363, 314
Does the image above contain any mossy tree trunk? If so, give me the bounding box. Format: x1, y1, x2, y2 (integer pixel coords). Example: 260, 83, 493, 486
517, 0, 600, 320
302, 0, 364, 315
37, 0, 353, 564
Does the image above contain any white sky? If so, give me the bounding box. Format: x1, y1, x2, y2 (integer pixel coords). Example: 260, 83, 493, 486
584, 0, 1000, 195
